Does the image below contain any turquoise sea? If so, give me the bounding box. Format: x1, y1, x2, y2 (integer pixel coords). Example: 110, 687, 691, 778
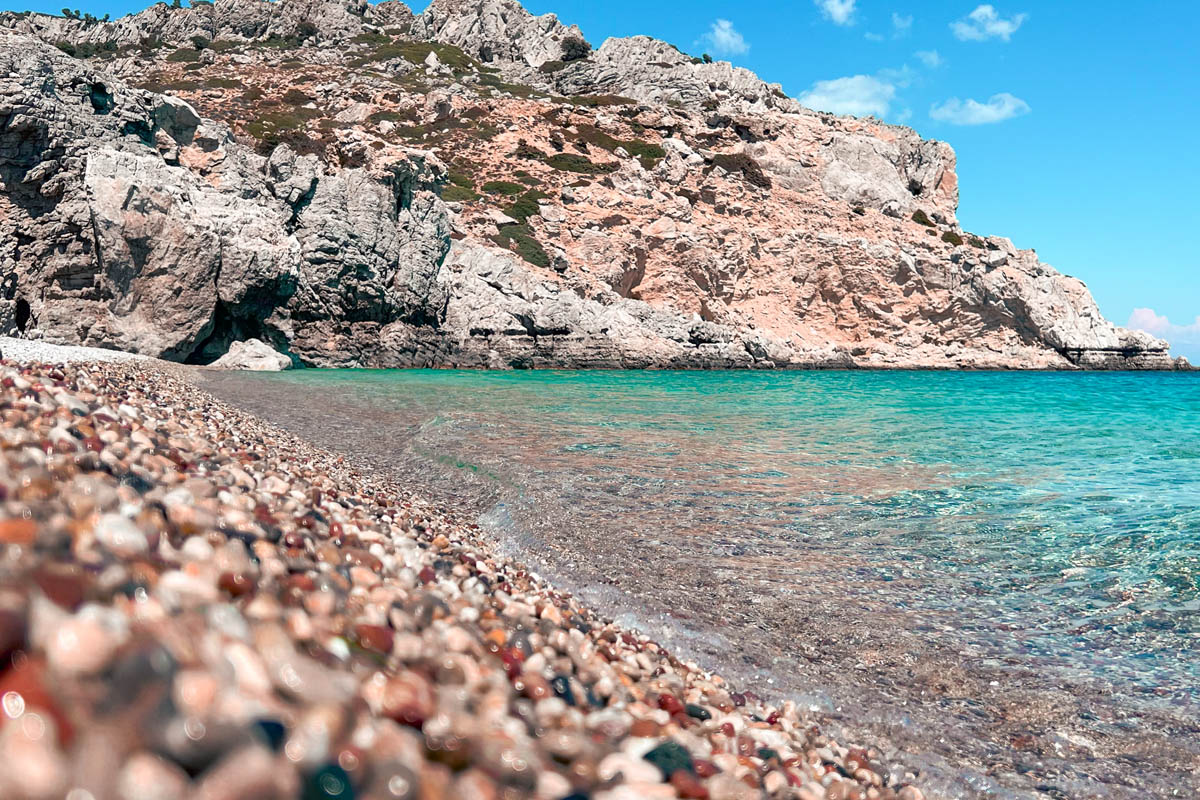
203, 370, 1200, 798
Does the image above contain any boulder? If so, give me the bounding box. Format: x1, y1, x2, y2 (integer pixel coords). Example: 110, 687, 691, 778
209, 339, 292, 371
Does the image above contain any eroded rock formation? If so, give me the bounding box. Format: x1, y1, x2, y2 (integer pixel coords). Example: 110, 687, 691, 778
0, 0, 1183, 369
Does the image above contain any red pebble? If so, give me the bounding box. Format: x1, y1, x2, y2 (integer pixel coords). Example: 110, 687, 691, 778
355, 624, 394, 655
0, 657, 74, 745
31, 564, 88, 610
418, 566, 436, 584
670, 770, 709, 799
288, 574, 316, 592
693, 759, 719, 778
719, 722, 736, 738
498, 647, 525, 678
658, 694, 684, 715
0, 609, 27, 666
846, 748, 871, 772
218, 572, 254, 598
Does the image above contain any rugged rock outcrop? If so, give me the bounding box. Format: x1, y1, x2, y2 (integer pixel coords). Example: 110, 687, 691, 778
0, 0, 412, 47
1, 32, 450, 363
0, 0, 1183, 369
414, 0, 587, 68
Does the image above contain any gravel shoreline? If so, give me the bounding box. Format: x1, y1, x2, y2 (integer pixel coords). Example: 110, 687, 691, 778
0, 358, 927, 800
0, 337, 156, 365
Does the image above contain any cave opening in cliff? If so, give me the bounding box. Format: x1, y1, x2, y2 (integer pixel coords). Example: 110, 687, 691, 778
14, 299, 30, 334
186, 303, 269, 366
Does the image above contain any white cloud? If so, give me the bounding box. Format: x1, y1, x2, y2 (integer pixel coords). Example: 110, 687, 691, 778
930, 92, 1030, 124
1128, 308, 1173, 336
892, 12, 913, 36
799, 74, 896, 117
915, 49, 942, 68
815, 0, 857, 26
1128, 308, 1200, 360
951, 5, 1027, 41
865, 31, 885, 42
700, 19, 749, 56
878, 64, 915, 88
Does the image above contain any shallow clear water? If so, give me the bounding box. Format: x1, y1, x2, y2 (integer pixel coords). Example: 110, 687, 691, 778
202, 369, 1200, 798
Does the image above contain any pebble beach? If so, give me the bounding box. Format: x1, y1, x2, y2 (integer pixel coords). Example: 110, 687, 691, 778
0, 354, 928, 800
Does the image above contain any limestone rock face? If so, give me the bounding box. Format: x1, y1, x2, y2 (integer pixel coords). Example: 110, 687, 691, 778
0, 31, 450, 364
1, 0, 387, 46
0, 0, 1184, 370
414, 0, 587, 67
209, 338, 293, 370
547, 36, 796, 115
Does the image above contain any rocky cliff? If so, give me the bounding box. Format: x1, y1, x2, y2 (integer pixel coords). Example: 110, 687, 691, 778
0, 0, 1184, 368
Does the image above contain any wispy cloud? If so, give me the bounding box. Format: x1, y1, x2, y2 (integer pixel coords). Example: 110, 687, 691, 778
951, 4, 1027, 42
930, 92, 1030, 124
891, 12, 913, 37
700, 19, 749, 56
1128, 308, 1200, 359
915, 49, 943, 68
799, 74, 897, 117
815, 0, 857, 26
878, 65, 916, 88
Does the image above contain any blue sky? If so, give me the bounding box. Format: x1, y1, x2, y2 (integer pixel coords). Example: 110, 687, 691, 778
7, 0, 1199, 357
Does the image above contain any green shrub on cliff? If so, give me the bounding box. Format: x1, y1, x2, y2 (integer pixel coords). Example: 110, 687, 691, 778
479, 73, 536, 99
544, 153, 616, 174
505, 189, 549, 223
352, 32, 391, 46
566, 94, 637, 108
575, 124, 665, 170
942, 231, 964, 246
246, 107, 323, 155
442, 184, 480, 202
281, 88, 314, 106
481, 181, 526, 196
912, 209, 935, 227
492, 224, 551, 269
353, 41, 479, 72
369, 109, 415, 125
165, 46, 201, 63
561, 34, 592, 61
55, 40, 117, 58
441, 168, 482, 202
